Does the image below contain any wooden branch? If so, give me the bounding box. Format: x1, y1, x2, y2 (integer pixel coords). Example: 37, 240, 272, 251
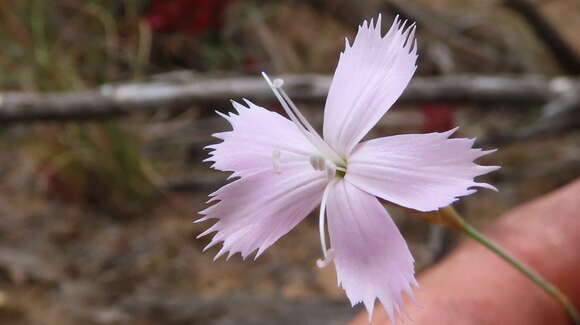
1, 74, 579, 123
483, 93, 580, 145
0, 91, 120, 121
165, 90, 580, 193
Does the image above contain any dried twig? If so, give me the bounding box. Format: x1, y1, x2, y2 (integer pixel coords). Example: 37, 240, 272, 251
483, 91, 580, 145
1, 74, 580, 122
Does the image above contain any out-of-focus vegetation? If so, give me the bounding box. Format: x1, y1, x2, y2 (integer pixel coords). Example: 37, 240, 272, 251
0, 0, 352, 218
1, 0, 155, 217
0, 0, 147, 90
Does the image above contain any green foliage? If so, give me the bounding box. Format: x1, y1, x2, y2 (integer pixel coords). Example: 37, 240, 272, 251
0, 0, 158, 217
0, 0, 151, 90
26, 123, 159, 217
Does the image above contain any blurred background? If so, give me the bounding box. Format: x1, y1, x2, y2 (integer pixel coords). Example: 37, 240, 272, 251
0, 0, 579, 324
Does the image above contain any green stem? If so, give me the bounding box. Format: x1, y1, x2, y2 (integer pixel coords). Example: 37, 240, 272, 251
442, 206, 580, 325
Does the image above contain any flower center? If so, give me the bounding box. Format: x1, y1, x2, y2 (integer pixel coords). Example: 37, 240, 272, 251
309, 154, 336, 179
271, 150, 346, 179
262, 73, 348, 268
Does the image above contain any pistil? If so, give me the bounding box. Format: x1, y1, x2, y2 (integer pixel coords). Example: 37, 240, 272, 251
316, 183, 334, 268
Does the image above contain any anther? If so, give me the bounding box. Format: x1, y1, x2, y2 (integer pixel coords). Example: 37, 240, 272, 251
309, 155, 337, 179
310, 155, 325, 171
325, 162, 336, 179
316, 248, 335, 268
272, 78, 284, 88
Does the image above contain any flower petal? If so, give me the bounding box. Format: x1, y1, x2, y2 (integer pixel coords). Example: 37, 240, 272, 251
346, 129, 500, 212
323, 15, 418, 156
326, 180, 416, 322
205, 99, 317, 178
198, 162, 327, 260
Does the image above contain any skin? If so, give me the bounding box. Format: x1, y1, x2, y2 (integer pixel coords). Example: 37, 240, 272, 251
350, 178, 580, 325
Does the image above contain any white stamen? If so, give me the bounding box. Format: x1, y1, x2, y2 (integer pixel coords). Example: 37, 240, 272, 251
272, 149, 312, 174
316, 249, 335, 268
309, 155, 323, 171
309, 155, 337, 179
272, 78, 284, 88
276, 82, 344, 164
272, 149, 282, 173
316, 184, 334, 268
325, 162, 336, 179
261, 72, 344, 165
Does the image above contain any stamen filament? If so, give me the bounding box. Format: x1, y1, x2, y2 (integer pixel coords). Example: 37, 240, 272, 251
316, 183, 334, 268
276, 82, 344, 164
309, 155, 337, 179
261, 72, 344, 165
262, 72, 309, 132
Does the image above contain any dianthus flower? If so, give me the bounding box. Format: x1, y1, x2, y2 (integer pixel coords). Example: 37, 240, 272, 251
198, 15, 498, 321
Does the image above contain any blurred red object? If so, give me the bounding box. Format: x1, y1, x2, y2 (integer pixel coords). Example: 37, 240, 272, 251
421, 104, 455, 133
37, 162, 85, 204
145, 0, 233, 35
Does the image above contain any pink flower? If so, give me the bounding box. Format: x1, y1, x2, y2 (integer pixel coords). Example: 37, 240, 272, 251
198, 15, 498, 322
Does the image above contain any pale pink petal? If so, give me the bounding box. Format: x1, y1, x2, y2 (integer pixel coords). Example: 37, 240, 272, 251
198, 162, 327, 260
346, 129, 500, 212
327, 180, 416, 322
323, 15, 418, 156
205, 99, 317, 178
